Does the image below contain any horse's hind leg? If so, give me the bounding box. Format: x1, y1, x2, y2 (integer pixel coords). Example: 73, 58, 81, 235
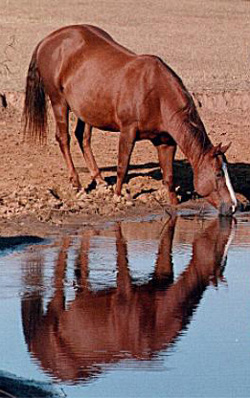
155, 141, 178, 205
74, 119, 106, 185
52, 99, 81, 190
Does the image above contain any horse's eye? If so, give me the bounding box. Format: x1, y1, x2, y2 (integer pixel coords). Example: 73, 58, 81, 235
216, 170, 224, 178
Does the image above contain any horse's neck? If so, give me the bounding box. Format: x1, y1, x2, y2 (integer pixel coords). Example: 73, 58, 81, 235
172, 122, 212, 168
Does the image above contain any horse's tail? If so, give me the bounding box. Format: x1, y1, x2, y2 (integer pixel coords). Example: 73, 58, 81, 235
22, 49, 47, 144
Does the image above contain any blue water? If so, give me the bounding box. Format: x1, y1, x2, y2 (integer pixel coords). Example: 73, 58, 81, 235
0, 215, 250, 397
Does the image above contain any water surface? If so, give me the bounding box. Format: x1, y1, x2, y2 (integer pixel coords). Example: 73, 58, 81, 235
0, 215, 250, 397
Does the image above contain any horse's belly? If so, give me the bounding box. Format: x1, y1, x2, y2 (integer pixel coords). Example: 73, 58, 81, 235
71, 102, 120, 131
64, 74, 121, 130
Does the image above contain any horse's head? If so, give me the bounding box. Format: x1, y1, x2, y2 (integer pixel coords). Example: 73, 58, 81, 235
194, 143, 237, 216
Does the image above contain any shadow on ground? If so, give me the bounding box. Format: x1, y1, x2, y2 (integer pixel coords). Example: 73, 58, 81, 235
82, 160, 250, 203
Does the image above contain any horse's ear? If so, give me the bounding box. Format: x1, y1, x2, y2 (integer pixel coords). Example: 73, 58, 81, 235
219, 142, 231, 154
211, 142, 231, 157
210, 143, 222, 157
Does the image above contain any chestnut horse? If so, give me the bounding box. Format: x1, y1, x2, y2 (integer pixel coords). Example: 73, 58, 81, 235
23, 24, 237, 215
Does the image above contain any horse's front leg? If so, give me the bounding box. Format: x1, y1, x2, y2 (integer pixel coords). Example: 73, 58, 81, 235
114, 223, 133, 298
74, 119, 106, 185
52, 100, 81, 190
116, 126, 137, 195
156, 143, 178, 205
154, 215, 176, 283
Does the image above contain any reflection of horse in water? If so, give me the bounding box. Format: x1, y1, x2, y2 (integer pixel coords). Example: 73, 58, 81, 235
22, 217, 234, 383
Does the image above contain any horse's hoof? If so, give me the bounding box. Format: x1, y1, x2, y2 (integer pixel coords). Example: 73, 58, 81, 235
156, 186, 179, 206
113, 193, 122, 203
76, 187, 87, 198
71, 182, 82, 191
96, 178, 108, 187
169, 192, 179, 206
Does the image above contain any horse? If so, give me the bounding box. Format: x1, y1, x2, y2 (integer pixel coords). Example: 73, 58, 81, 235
23, 24, 237, 216
21, 217, 234, 383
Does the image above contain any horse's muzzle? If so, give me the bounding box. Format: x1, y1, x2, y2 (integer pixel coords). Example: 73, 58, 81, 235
219, 202, 237, 217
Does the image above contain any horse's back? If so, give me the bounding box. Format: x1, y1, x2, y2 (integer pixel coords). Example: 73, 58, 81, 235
35, 25, 134, 98
36, 24, 134, 70
34, 24, 189, 132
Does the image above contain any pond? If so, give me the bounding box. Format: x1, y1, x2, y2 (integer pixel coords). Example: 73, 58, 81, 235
0, 214, 250, 398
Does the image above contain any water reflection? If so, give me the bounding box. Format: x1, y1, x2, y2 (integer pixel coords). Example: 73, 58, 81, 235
21, 217, 234, 384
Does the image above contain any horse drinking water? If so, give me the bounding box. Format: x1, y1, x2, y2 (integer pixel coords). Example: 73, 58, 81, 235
23, 24, 237, 216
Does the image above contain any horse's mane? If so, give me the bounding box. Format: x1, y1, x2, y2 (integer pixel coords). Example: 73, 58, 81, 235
171, 84, 211, 152
155, 57, 211, 152
178, 94, 202, 130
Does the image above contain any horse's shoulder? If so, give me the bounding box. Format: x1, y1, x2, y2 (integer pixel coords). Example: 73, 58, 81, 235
126, 55, 167, 86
